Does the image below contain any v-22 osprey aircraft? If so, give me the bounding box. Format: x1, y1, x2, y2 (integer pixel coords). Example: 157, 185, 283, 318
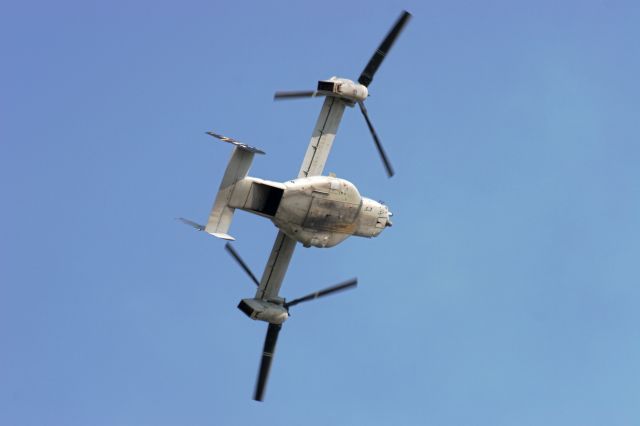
180, 10, 411, 401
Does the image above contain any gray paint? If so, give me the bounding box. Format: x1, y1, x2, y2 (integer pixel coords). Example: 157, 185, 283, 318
199, 78, 391, 318
297, 96, 346, 178
255, 230, 297, 301
204, 147, 255, 239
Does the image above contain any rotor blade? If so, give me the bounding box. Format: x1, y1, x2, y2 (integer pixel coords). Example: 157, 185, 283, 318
358, 10, 412, 87
274, 90, 318, 100
224, 243, 260, 287
284, 278, 358, 309
254, 323, 282, 402
358, 101, 394, 177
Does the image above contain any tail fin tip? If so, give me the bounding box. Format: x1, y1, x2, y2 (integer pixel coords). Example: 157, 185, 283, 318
205, 131, 265, 155
209, 232, 235, 241
177, 217, 205, 231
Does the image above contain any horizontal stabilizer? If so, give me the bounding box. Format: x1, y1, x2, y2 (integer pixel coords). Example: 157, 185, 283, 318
203, 131, 259, 239
178, 218, 236, 240
210, 232, 235, 241
206, 132, 265, 155
177, 217, 205, 231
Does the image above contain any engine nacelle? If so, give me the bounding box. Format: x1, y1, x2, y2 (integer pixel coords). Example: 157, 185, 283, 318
317, 77, 368, 102
238, 298, 289, 324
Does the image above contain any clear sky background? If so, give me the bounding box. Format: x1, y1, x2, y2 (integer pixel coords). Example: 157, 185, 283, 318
2, 0, 640, 425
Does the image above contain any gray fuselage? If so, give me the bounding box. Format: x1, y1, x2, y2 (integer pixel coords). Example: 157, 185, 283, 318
227, 175, 392, 248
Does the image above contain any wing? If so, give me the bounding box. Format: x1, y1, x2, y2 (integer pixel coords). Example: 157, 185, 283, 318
255, 231, 297, 300
297, 97, 347, 178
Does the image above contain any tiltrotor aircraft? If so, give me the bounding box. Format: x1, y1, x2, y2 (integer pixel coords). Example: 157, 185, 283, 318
181, 11, 411, 401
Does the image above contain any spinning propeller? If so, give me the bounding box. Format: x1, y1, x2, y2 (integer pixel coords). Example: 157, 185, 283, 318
274, 10, 412, 178
224, 243, 357, 401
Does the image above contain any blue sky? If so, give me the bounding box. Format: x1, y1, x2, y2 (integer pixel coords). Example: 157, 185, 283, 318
2, 0, 640, 424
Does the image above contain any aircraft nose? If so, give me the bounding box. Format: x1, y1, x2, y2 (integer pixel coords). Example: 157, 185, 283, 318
386, 211, 393, 227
